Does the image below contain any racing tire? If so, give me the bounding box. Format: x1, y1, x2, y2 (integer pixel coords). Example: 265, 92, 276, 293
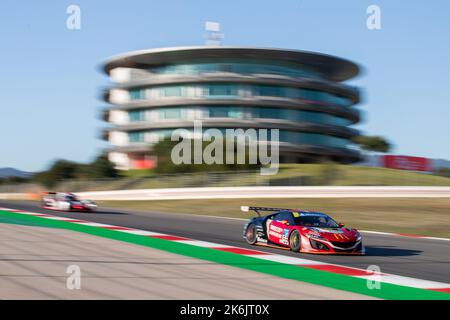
289, 230, 301, 252
245, 223, 257, 245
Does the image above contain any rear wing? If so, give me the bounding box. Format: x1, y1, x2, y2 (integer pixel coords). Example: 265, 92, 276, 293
41, 191, 56, 198
240, 206, 292, 217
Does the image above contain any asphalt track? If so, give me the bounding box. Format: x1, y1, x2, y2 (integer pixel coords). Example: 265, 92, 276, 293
1, 200, 449, 284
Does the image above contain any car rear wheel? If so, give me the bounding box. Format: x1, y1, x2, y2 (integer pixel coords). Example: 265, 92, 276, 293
289, 230, 301, 252
245, 223, 257, 245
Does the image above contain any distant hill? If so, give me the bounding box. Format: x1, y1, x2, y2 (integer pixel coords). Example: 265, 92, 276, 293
0, 167, 32, 178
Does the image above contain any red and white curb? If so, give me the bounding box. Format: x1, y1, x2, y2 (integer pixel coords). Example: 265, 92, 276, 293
1, 207, 449, 295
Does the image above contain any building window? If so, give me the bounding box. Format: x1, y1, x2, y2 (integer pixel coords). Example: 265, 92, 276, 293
147, 61, 323, 79
129, 131, 144, 143
129, 88, 144, 100
255, 85, 285, 97
129, 84, 351, 108
207, 84, 238, 97
302, 89, 326, 101
161, 86, 183, 97
159, 108, 183, 120
278, 131, 349, 148
209, 107, 228, 118
300, 111, 324, 123
207, 106, 242, 118
257, 107, 284, 119
227, 108, 242, 118
129, 110, 145, 122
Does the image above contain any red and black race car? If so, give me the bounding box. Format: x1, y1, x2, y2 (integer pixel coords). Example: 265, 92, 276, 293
40, 192, 98, 212
242, 206, 364, 255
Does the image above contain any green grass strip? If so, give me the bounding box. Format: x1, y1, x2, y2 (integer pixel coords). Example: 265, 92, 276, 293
1, 210, 449, 300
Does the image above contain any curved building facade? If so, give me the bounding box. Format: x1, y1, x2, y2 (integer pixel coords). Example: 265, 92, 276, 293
101, 46, 362, 169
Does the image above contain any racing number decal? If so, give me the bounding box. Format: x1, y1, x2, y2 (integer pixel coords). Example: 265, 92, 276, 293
280, 228, 289, 245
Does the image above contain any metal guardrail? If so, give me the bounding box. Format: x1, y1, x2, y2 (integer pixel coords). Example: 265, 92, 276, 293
53, 170, 264, 192
54, 169, 450, 191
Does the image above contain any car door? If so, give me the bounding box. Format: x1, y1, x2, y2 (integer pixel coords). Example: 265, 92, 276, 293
267, 212, 295, 247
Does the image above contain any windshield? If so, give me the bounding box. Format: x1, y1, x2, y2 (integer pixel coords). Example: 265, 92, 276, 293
294, 215, 339, 228
64, 194, 78, 201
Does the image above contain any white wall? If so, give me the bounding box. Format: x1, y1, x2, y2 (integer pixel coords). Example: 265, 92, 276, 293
110, 68, 131, 83
109, 131, 129, 146
109, 110, 129, 125
108, 152, 130, 170
109, 89, 129, 104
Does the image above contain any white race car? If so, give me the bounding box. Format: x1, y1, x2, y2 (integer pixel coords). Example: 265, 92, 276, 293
40, 192, 97, 212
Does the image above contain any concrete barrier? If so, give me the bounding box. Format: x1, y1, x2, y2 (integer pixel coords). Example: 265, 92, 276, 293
2, 186, 450, 201
0, 193, 30, 200
74, 186, 450, 200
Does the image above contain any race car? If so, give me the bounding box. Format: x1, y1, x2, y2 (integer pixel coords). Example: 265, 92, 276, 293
40, 192, 98, 212
242, 206, 364, 255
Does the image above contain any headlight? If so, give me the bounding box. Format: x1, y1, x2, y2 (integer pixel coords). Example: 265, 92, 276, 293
356, 235, 362, 241
307, 233, 325, 240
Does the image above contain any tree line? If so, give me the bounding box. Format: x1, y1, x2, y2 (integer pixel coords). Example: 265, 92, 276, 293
30, 155, 118, 188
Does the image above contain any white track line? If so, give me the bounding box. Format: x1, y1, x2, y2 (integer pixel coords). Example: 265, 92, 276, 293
360, 230, 450, 241
121, 229, 164, 236
245, 254, 327, 265
176, 240, 233, 248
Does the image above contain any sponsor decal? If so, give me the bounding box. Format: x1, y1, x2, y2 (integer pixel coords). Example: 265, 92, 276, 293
382, 155, 431, 172
310, 228, 343, 234
269, 224, 283, 233
268, 230, 281, 239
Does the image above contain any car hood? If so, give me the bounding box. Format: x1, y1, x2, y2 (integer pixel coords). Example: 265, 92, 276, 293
302, 227, 360, 242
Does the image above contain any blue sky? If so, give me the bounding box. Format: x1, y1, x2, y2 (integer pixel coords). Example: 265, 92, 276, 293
1, 0, 449, 172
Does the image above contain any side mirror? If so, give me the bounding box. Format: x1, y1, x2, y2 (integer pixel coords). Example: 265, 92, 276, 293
338, 223, 345, 227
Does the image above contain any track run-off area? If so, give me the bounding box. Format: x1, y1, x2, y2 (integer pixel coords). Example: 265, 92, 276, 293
0, 200, 449, 299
